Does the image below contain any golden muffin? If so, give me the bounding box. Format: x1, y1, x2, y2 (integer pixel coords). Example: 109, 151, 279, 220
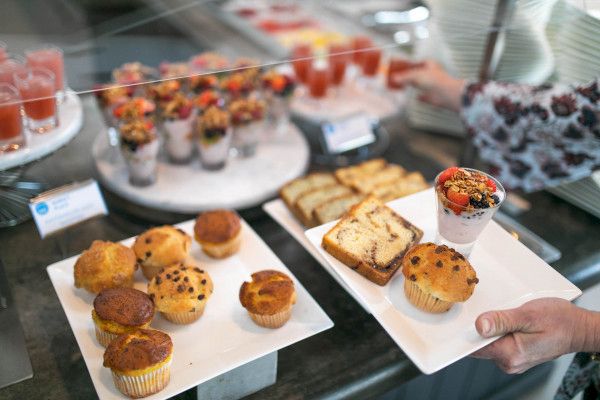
74, 240, 137, 294
194, 210, 241, 259
239, 270, 296, 328
147, 261, 213, 324
92, 287, 155, 347
103, 329, 172, 398
402, 243, 478, 313
132, 225, 192, 280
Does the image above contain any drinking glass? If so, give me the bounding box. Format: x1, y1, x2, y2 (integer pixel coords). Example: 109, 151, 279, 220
25, 45, 65, 97
0, 83, 25, 152
0, 41, 7, 63
328, 43, 349, 95
14, 67, 58, 133
308, 62, 329, 100
0, 55, 26, 86
387, 56, 422, 89
290, 44, 312, 85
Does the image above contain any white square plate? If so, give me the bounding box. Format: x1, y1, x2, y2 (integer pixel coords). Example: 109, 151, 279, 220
305, 188, 581, 374
47, 219, 333, 400
263, 199, 370, 312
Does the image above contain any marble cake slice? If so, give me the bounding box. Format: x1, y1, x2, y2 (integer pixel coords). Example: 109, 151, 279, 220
321, 196, 423, 286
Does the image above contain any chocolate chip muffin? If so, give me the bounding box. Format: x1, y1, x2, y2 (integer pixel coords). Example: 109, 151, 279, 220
132, 225, 192, 280
402, 243, 478, 313
92, 287, 155, 347
104, 329, 172, 398
239, 270, 296, 328
74, 240, 137, 294
147, 261, 213, 324
194, 210, 242, 259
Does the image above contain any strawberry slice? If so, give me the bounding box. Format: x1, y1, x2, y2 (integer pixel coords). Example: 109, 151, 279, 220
178, 104, 193, 119
446, 188, 469, 214
438, 167, 459, 185
486, 178, 497, 192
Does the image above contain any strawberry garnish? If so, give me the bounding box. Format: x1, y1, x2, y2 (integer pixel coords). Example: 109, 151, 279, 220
438, 167, 459, 185
178, 104, 192, 119
486, 178, 497, 192
446, 188, 469, 214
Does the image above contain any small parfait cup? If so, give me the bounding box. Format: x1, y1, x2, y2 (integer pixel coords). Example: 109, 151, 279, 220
162, 109, 197, 164
14, 67, 58, 133
196, 126, 233, 170
119, 120, 160, 187
233, 119, 263, 157
434, 167, 505, 257
0, 83, 26, 152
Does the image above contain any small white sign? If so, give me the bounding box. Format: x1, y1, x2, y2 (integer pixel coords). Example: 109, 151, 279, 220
321, 113, 377, 154
29, 180, 108, 238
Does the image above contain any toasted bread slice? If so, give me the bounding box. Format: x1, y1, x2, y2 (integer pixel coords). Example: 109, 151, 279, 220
370, 172, 429, 202
280, 173, 337, 210
321, 196, 423, 286
349, 165, 407, 194
334, 159, 387, 186
313, 193, 366, 225
295, 185, 353, 227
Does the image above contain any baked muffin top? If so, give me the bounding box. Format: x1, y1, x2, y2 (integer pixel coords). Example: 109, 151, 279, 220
93, 287, 154, 326
133, 225, 191, 269
194, 210, 241, 244
74, 240, 137, 294
402, 243, 478, 303
103, 329, 172, 372
147, 261, 213, 314
239, 270, 296, 315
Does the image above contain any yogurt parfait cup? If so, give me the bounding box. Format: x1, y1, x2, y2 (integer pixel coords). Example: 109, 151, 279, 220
119, 119, 160, 186
161, 92, 195, 164
435, 167, 505, 256
196, 106, 232, 170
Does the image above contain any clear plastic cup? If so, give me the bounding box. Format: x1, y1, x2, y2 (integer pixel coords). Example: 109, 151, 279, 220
14, 67, 58, 133
435, 167, 505, 256
0, 83, 25, 152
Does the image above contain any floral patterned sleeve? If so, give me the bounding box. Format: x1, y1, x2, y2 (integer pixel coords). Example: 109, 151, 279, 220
460, 79, 600, 192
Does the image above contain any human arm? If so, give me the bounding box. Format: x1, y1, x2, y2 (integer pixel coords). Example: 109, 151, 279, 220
471, 297, 600, 374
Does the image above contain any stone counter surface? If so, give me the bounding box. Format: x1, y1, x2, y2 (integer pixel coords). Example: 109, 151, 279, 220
0, 96, 599, 400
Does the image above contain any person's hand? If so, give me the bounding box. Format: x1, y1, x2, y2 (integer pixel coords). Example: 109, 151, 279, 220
391, 60, 466, 112
471, 298, 592, 374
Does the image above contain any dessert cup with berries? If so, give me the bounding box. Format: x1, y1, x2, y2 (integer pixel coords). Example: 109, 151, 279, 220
119, 119, 160, 186
229, 98, 266, 157
196, 106, 232, 170
434, 167, 505, 256
262, 70, 296, 133
161, 92, 196, 164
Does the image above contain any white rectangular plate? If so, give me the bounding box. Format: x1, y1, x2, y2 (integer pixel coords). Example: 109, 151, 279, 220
263, 199, 370, 312
305, 188, 581, 374
47, 219, 333, 400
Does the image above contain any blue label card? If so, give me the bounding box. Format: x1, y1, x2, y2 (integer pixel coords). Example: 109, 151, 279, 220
29, 180, 108, 238
321, 113, 377, 154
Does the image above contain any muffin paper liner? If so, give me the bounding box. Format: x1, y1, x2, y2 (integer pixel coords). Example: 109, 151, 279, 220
404, 280, 452, 313
161, 303, 206, 324
94, 325, 119, 348
111, 359, 171, 398
248, 307, 292, 329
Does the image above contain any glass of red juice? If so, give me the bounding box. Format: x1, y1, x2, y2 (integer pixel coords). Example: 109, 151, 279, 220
0, 42, 7, 63
25, 45, 65, 98
361, 47, 382, 77
351, 36, 372, 65
0, 83, 25, 152
387, 57, 421, 89
0, 55, 26, 86
328, 43, 349, 91
290, 44, 312, 85
308, 61, 329, 100
14, 67, 58, 133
